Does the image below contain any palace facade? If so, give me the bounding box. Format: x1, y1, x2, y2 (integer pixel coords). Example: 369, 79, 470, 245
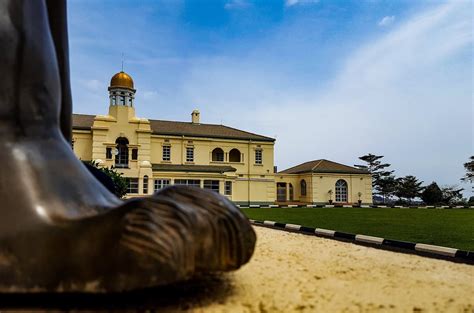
72, 71, 372, 205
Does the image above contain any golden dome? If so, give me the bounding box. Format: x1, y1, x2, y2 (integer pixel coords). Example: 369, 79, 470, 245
110, 71, 134, 89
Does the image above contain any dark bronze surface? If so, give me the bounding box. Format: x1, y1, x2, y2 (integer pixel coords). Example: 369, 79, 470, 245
0, 275, 234, 310
0, 0, 256, 292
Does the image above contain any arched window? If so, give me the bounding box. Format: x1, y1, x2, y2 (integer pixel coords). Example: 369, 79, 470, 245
289, 183, 294, 201
143, 175, 149, 195
229, 148, 241, 162
300, 179, 307, 196
115, 137, 129, 168
212, 148, 224, 162
335, 179, 348, 203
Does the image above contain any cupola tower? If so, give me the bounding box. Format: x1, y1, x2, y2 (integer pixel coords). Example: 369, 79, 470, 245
108, 71, 136, 107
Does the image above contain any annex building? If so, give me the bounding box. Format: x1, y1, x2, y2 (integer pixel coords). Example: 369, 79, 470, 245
72, 71, 372, 205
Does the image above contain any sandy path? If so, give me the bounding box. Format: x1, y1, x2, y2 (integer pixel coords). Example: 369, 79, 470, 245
180, 226, 474, 313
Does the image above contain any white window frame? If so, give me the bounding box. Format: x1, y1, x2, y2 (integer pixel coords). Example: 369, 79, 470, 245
255, 149, 262, 164
225, 181, 232, 196
126, 178, 139, 194
204, 180, 220, 193
154, 179, 170, 191
162, 145, 171, 161
335, 179, 348, 202
175, 179, 200, 188
186, 147, 194, 162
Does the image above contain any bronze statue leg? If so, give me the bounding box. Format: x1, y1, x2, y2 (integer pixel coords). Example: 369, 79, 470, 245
0, 0, 121, 234
0, 0, 256, 292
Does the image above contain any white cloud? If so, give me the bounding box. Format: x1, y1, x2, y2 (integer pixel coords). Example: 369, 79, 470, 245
142, 90, 159, 100
378, 15, 396, 27
224, 0, 250, 10
285, 0, 319, 7
83, 79, 102, 91
179, 1, 472, 196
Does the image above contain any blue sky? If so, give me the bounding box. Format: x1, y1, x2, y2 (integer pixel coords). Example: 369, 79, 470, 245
68, 0, 473, 196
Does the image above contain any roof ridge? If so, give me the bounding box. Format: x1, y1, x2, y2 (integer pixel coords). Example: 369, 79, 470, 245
149, 119, 274, 141
149, 118, 222, 127
217, 124, 275, 141
73, 113, 95, 117
149, 118, 274, 140
278, 158, 369, 174
278, 159, 320, 173
319, 159, 360, 170
311, 159, 324, 171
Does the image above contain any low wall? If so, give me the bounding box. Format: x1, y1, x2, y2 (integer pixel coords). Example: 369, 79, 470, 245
238, 204, 474, 209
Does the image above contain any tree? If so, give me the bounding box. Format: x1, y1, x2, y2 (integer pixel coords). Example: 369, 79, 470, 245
394, 175, 424, 204
468, 196, 474, 205
356, 154, 394, 201
84, 161, 128, 198
441, 185, 464, 205
357, 154, 394, 185
377, 175, 397, 203
461, 156, 474, 191
421, 182, 443, 205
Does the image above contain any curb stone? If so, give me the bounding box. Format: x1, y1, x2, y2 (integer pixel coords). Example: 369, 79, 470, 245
249, 219, 474, 264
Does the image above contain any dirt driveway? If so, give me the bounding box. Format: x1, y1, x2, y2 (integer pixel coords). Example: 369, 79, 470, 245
179, 226, 474, 313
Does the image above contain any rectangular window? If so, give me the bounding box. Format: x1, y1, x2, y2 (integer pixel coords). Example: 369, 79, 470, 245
225, 181, 232, 196
154, 179, 170, 191
204, 180, 220, 193
255, 149, 262, 164
131, 148, 138, 160
162, 145, 171, 161
120, 96, 125, 105
106, 147, 112, 159
175, 179, 200, 188
125, 178, 139, 194
186, 147, 194, 162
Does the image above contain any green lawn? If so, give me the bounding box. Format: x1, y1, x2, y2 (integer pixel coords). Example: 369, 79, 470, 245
241, 207, 474, 251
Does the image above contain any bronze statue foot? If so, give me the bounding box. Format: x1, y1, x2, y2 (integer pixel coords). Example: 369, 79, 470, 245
0, 184, 255, 292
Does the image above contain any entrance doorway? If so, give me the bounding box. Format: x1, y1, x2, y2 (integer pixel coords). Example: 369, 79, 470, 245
277, 183, 287, 202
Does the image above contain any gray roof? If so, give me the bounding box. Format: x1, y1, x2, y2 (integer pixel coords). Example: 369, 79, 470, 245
72, 114, 274, 142
279, 159, 370, 175
152, 164, 236, 174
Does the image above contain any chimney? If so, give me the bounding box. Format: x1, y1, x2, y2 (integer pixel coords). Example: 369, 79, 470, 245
191, 109, 200, 124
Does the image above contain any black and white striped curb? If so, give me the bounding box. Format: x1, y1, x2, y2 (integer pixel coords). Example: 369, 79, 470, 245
239, 204, 474, 209
249, 219, 474, 264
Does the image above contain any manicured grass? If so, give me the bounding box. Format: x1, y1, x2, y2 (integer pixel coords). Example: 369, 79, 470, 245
241, 207, 474, 251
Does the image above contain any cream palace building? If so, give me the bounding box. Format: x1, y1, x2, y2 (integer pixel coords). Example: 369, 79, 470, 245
72, 71, 372, 205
